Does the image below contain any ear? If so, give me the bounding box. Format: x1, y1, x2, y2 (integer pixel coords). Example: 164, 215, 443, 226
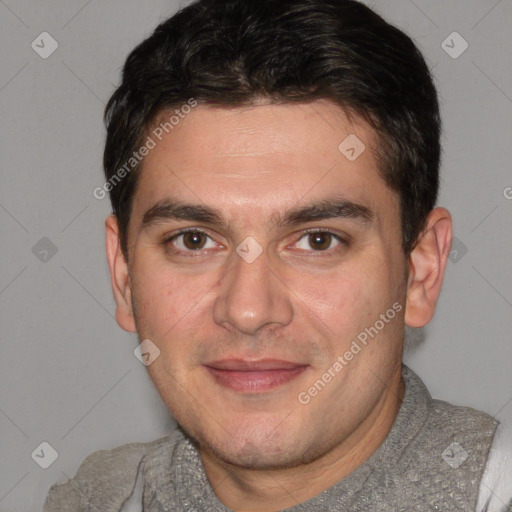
105, 215, 137, 333
405, 207, 452, 328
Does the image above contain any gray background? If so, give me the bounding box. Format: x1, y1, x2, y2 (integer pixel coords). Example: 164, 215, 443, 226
0, 1, 511, 510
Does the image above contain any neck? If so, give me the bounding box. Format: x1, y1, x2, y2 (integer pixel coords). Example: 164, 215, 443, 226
200, 368, 405, 512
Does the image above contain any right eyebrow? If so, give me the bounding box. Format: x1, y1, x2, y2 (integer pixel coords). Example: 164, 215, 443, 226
141, 198, 228, 230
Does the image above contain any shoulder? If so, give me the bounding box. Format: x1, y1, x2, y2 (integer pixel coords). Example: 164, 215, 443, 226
44, 430, 183, 512
395, 370, 500, 510
422, 398, 499, 477
427, 398, 499, 440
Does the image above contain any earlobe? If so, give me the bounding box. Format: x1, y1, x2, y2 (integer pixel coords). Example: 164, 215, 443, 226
404, 207, 452, 328
105, 215, 137, 333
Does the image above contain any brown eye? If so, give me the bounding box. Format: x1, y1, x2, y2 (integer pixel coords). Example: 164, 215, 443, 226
163, 229, 220, 257
292, 230, 346, 253
308, 232, 333, 251
182, 231, 207, 250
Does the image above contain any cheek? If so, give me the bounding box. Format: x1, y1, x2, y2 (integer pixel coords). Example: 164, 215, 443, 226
285, 268, 365, 334
130, 262, 185, 337
130, 256, 220, 346
286, 259, 397, 344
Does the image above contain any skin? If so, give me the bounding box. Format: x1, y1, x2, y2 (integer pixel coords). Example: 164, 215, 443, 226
105, 99, 452, 511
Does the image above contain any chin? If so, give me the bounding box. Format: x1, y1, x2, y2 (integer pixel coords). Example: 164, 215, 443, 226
208, 441, 303, 470
193, 421, 320, 470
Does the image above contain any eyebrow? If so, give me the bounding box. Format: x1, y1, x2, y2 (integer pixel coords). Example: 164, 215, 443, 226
277, 197, 373, 227
141, 196, 374, 230
142, 200, 227, 230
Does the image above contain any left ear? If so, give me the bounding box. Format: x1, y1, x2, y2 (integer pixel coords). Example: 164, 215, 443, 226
405, 207, 452, 328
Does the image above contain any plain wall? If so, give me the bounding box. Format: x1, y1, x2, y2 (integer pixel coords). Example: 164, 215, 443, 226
0, 1, 511, 510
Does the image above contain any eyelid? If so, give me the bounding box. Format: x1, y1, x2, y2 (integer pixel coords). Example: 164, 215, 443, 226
163, 226, 214, 241
297, 227, 349, 243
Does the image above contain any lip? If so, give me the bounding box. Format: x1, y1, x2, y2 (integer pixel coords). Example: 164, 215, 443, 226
204, 359, 308, 393
205, 359, 306, 371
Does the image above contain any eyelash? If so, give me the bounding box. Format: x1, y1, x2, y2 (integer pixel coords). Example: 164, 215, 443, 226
162, 227, 349, 256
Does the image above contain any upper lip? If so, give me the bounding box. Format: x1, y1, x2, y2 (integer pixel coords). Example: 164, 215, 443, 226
204, 359, 307, 371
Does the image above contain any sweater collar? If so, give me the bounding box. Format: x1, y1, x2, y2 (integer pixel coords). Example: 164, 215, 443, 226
142, 364, 431, 511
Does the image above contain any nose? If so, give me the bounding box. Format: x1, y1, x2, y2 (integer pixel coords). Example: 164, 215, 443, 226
213, 246, 293, 335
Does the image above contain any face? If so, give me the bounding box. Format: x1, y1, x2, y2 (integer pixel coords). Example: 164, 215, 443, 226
115, 100, 411, 469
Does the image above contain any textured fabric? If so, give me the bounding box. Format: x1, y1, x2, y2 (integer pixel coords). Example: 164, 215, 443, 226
43, 438, 167, 512
45, 365, 499, 512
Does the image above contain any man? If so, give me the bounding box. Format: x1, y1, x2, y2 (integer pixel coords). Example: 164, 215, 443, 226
45, 0, 511, 510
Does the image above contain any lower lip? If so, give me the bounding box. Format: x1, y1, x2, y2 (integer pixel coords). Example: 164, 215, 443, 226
204, 366, 308, 393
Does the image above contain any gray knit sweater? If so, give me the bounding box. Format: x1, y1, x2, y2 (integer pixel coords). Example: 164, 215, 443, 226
45, 365, 499, 511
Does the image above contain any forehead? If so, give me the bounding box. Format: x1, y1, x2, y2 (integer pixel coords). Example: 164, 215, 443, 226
132, 100, 395, 225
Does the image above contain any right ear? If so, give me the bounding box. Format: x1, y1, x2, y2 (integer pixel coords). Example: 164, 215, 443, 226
105, 215, 137, 332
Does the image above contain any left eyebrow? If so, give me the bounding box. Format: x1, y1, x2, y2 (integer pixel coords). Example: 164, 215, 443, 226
275, 197, 374, 227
